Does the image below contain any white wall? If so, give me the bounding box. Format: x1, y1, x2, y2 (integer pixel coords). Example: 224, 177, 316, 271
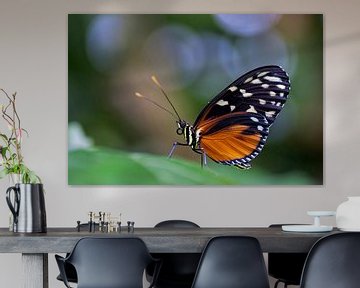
0, 0, 360, 287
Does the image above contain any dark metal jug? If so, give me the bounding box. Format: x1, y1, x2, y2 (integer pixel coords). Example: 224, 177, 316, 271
6, 183, 47, 233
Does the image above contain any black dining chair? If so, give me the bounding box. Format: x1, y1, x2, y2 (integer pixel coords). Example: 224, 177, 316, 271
56, 262, 77, 284
191, 236, 270, 288
55, 237, 161, 288
56, 223, 99, 284
146, 220, 201, 288
300, 232, 360, 288
268, 224, 308, 288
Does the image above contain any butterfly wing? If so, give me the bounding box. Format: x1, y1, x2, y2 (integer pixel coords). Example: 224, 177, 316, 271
197, 112, 269, 169
193, 65, 290, 128
193, 65, 290, 168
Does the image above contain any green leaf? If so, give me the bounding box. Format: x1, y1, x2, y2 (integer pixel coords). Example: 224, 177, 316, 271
69, 148, 231, 185
0, 146, 8, 157
0, 169, 8, 179
21, 128, 29, 137
10, 153, 17, 161
0, 133, 8, 141
68, 147, 313, 185
26, 170, 41, 184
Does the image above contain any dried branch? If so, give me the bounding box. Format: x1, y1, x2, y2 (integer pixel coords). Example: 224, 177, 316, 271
0, 88, 40, 183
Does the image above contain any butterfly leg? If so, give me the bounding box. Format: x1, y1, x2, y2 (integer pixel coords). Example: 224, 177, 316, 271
168, 142, 188, 158
199, 151, 208, 167
202, 152, 208, 167
193, 148, 208, 167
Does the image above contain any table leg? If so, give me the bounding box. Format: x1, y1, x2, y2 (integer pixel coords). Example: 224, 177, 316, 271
22, 253, 48, 288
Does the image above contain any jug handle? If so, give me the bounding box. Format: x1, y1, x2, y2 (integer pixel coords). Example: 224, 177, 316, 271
6, 186, 20, 224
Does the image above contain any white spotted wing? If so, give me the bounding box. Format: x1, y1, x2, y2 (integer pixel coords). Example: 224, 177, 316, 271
193, 65, 290, 127
193, 65, 291, 168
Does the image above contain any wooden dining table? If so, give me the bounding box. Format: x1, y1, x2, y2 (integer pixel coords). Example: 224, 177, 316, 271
0, 226, 339, 288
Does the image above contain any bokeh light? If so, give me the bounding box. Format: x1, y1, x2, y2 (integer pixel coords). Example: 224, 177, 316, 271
144, 25, 205, 89
214, 14, 280, 37
86, 15, 125, 73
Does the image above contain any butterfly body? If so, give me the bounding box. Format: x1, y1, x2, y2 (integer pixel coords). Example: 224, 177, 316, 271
169, 65, 291, 169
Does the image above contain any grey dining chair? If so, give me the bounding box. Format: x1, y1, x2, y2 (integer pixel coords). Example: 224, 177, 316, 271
146, 220, 201, 288
55, 237, 161, 288
300, 232, 360, 288
56, 223, 99, 284
268, 224, 308, 288
191, 236, 270, 288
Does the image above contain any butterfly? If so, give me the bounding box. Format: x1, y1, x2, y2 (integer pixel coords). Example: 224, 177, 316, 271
136, 65, 290, 169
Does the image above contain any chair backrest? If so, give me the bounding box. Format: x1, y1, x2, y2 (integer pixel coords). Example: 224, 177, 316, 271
191, 236, 269, 288
150, 220, 201, 287
268, 224, 308, 285
155, 220, 200, 228
300, 232, 360, 288
67, 237, 154, 288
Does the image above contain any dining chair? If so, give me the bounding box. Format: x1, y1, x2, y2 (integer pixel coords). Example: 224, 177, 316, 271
191, 236, 270, 288
146, 220, 201, 288
268, 224, 308, 288
55, 237, 160, 288
56, 223, 99, 284
300, 232, 360, 288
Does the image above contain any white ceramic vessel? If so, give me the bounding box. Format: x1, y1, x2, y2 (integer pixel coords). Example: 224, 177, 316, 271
336, 197, 360, 231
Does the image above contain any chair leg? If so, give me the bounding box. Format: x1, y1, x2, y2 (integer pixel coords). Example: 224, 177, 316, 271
274, 280, 289, 288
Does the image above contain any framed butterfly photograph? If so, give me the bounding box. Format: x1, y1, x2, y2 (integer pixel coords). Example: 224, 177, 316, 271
68, 14, 323, 185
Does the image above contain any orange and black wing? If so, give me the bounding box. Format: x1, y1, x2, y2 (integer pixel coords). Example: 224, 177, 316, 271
197, 112, 269, 169
193, 65, 290, 168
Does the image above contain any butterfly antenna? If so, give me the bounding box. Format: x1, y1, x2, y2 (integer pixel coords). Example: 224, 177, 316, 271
151, 76, 182, 121
134, 92, 178, 120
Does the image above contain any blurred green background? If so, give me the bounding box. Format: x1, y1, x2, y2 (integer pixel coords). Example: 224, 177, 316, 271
68, 14, 323, 185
